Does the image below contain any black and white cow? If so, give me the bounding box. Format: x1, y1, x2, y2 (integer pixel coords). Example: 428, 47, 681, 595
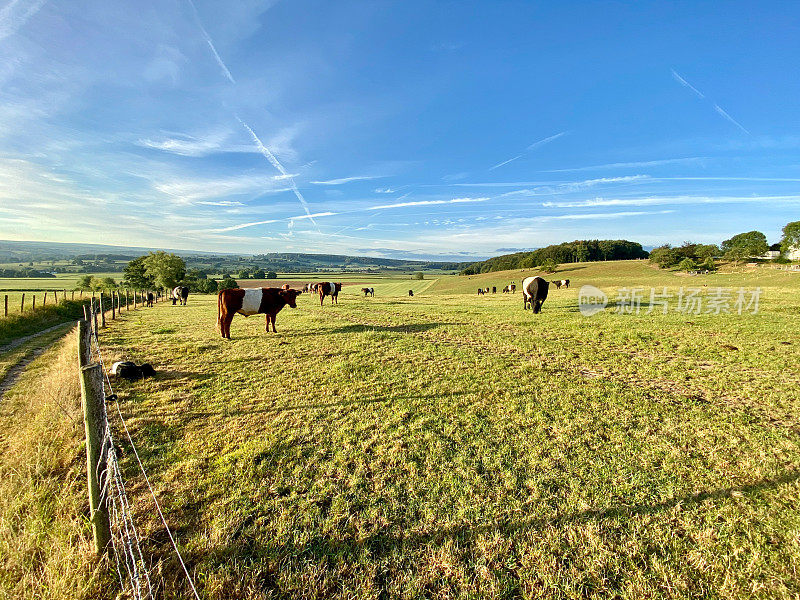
217, 287, 301, 338
172, 286, 189, 305
522, 276, 549, 313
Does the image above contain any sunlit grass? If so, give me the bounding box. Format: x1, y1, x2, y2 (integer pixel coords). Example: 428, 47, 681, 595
93, 261, 800, 598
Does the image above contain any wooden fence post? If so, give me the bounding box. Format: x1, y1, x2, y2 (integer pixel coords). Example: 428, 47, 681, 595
32, 295, 36, 312
43, 292, 47, 307
99, 294, 106, 328
78, 332, 111, 555
3, 295, 6, 317
93, 300, 99, 335
53, 290, 58, 303
72, 290, 75, 300
111, 292, 116, 320
20, 293, 25, 313
125, 289, 129, 311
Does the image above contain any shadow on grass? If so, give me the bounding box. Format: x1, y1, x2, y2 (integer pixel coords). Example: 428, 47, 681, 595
148, 390, 470, 422
201, 469, 800, 571
325, 322, 454, 334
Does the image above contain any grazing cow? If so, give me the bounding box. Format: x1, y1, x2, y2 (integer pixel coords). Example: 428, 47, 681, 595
492, 286, 497, 294
510, 283, 516, 293
551, 280, 562, 289
171, 286, 189, 306
146, 292, 154, 307
561, 279, 570, 289
551, 279, 570, 289
408, 289, 414, 297
522, 276, 549, 313
361, 287, 375, 297
502, 285, 510, 293
217, 287, 301, 339
318, 282, 342, 306
478, 288, 485, 295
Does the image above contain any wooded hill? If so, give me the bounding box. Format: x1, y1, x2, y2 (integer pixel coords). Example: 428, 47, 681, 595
460, 239, 648, 274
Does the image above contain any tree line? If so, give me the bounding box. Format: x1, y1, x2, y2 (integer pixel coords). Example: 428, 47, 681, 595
461, 240, 648, 275
112, 252, 239, 293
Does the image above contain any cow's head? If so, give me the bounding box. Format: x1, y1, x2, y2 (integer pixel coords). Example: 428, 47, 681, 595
280, 288, 301, 308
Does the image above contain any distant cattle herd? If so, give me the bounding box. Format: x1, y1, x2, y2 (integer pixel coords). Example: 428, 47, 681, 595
162, 274, 573, 339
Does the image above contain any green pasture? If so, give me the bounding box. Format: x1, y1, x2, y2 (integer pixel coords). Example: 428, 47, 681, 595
88, 261, 800, 597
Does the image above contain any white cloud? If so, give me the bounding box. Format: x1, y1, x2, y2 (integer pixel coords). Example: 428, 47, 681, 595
311, 175, 383, 185
368, 197, 489, 210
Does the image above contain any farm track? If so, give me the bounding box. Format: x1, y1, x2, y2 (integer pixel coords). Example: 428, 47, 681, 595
0, 322, 73, 401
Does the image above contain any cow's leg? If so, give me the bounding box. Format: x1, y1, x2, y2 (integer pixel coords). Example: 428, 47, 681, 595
268, 312, 277, 333
319, 292, 324, 307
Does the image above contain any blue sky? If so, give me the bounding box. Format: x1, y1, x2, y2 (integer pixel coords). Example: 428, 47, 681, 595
1, 1, 799, 260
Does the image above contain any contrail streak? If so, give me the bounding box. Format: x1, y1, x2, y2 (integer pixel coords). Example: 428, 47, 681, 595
0, 0, 47, 42
186, 0, 235, 83
237, 117, 320, 230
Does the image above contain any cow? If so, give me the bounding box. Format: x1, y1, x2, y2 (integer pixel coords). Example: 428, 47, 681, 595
408, 289, 414, 297
522, 276, 549, 313
146, 292, 154, 307
551, 279, 570, 289
172, 286, 189, 306
217, 287, 301, 339
478, 288, 485, 295
492, 286, 497, 294
361, 287, 375, 297
502, 285, 510, 293
510, 283, 516, 293
318, 282, 342, 306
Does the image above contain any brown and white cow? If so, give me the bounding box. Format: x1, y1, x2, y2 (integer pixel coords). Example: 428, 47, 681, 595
217, 287, 301, 339
318, 282, 342, 306
361, 287, 375, 297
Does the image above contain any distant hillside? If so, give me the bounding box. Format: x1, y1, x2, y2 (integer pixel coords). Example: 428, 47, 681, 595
461, 239, 648, 274
0, 240, 470, 273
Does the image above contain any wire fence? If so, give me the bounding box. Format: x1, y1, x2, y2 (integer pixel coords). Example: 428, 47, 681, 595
82, 300, 200, 600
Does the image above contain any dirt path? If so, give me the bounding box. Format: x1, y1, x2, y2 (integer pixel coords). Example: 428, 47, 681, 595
0, 322, 73, 354
0, 322, 73, 401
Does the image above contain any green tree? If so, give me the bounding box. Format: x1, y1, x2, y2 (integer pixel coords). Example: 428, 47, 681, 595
702, 257, 716, 271
780, 221, 800, 257
696, 244, 720, 260
721, 231, 768, 262
142, 251, 186, 290
412, 271, 424, 280
218, 276, 239, 291
91, 277, 117, 290
197, 279, 218, 294
575, 243, 589, 262
539, 259, 558, 273
76, 275, 94, 290
266, 271, 277, 279
678, 258, 697, 272
123, 256, 155, 289
238, 270, 251, 279
252, 269, 266, 279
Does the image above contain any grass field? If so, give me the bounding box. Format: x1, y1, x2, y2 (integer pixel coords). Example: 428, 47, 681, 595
86, 261, 800, 597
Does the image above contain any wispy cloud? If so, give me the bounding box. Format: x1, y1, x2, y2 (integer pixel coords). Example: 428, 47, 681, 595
489, 132, 567, 171
137, 131, 251, 157
671, 69, 750, 135
543, 157, 709, 172
311, 175, 382, 185
543, 194, 800, 209
368, 197, 489, 210
187, 0, 235, 84
216, 211, 338, 232
0, 0, 46, 42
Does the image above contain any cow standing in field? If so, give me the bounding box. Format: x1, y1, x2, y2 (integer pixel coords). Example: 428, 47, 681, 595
408, 289, 414, 297
172, 286, 189, 306
217, 287, 301, 339
510, 283, 516, 293
522, 276, 549, 313
478, 288, 485, 295
318, 282, 342, 306
146, 292, 154, 307
361, 287, 375, 297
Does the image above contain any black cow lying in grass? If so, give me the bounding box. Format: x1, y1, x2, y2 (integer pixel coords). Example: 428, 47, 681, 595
111, 361, 156, 380
522, 276, 549, 313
